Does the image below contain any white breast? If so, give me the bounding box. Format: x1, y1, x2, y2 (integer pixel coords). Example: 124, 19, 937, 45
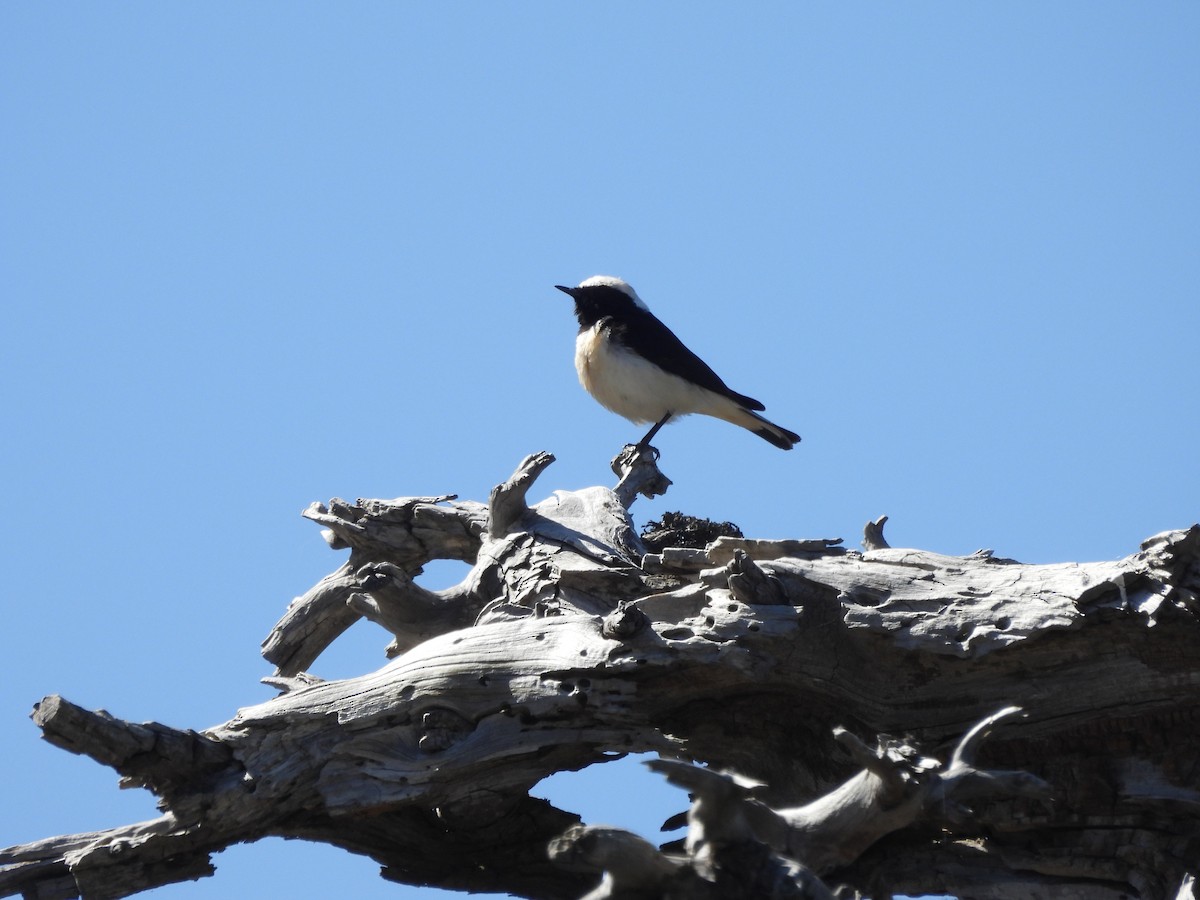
574, 324, 732, 424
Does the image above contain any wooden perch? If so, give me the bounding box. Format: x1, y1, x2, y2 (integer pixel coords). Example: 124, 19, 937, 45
745, 707, 1052, 875
861, 515, 889, 551
262, 493, 489, 675
548, 825, 684, 900
3, 452, 1199, 900
611, 444, 672, 506
563, 710, 1050, 898
349, 561, 483, 657
489, 451, 557, 536
32, 697, 232, 804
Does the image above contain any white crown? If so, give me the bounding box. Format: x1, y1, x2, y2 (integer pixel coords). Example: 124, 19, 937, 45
577, 275, 649, 311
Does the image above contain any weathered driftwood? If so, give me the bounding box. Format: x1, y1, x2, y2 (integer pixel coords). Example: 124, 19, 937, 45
3, 450, 1199, 900
553, 710, 1051, 900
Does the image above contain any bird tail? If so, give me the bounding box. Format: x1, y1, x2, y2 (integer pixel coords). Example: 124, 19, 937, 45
717, 405, 801, 450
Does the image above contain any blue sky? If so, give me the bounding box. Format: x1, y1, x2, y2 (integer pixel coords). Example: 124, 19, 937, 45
2, 4, 1198, 899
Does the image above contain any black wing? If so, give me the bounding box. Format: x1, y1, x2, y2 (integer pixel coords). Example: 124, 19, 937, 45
609, 308, 766, 412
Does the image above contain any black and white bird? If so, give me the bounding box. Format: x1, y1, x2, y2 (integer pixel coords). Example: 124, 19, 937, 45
555, 275, 800, 450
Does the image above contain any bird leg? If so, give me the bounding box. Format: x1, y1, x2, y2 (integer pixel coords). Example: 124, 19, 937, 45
635, 413, 672, 451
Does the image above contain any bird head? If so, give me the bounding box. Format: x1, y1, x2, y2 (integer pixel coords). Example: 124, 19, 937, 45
555, 275, 649, 328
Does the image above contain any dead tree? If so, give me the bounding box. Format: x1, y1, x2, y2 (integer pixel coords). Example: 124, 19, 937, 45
3, 449, 1199, 899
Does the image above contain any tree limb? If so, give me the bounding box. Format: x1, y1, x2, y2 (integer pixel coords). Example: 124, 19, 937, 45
3, 453, 1199, 899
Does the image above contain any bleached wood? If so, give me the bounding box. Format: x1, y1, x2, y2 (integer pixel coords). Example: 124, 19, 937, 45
2, 452, 1199, 900
611, 443, 672, 506
861, 514, 889, 551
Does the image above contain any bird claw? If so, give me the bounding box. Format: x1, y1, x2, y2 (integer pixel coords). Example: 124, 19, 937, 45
632, 442, 660, 462
613, 443, 659, 474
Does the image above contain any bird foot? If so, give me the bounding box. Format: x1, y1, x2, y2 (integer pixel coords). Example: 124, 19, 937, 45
612, 443, 659, 474
631, 442, 660, 462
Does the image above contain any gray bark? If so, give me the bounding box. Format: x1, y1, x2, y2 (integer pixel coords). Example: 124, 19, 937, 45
2, 451, 1198, 900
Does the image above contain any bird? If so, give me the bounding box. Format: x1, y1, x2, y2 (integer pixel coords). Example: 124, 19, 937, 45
554, 275, 800, 450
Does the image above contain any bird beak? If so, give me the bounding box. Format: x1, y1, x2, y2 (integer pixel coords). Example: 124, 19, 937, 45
554, 285, 576, 298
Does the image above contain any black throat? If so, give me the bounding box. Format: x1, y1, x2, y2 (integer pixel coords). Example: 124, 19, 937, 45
570, 285, 643, 332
